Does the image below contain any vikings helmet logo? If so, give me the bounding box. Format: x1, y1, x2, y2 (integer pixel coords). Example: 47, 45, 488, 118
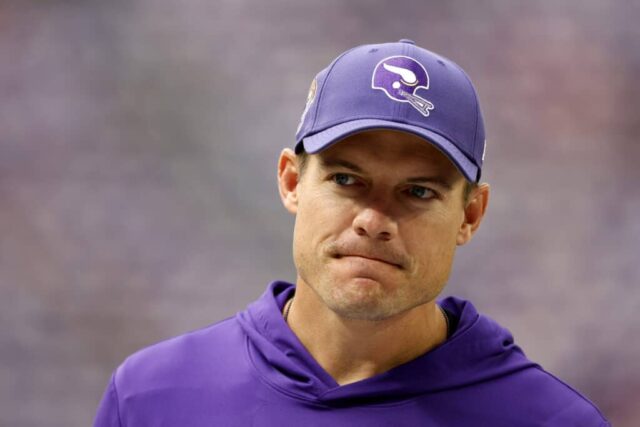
372, 56, 434, 117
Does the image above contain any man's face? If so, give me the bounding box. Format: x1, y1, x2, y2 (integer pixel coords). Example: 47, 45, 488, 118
283, 130, 476, 321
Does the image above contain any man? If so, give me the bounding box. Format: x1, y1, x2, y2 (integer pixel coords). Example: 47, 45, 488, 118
94, 40, 610, 426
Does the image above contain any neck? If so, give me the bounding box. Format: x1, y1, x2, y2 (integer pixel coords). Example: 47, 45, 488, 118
284, 280, 448, 386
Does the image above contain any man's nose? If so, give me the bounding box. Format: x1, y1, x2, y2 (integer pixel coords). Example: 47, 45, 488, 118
352, 206, 398, 241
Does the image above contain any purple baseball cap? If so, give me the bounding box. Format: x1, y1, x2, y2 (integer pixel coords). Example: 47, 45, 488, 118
294, 39, 486, 182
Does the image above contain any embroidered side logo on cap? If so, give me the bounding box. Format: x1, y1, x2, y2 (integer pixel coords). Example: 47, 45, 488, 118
372, 56, 434, 117
296, 78, 318, 134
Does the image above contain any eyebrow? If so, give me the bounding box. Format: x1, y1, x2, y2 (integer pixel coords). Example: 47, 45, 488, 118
406, 176, 454, 191
318, 157, 455, 191
318, 158, 364, 173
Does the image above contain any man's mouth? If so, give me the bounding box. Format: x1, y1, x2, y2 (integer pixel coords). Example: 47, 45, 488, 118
335, 253, 402, 269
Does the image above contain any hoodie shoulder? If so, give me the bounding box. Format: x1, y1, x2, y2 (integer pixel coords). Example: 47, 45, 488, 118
437, 296, 609, 426
109, 315, 252, 413
114, 316, 241, 389
526, 366, 610, 426
112, 281, 294, 400
95, 314, 271, 426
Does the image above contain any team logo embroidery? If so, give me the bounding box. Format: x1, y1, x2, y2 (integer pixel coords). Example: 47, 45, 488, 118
372, 56, 434, 117
296, 78, 317, 134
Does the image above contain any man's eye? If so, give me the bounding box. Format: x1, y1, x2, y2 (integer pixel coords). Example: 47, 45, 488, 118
408, 185, 435, 199
332, 173, 356, 186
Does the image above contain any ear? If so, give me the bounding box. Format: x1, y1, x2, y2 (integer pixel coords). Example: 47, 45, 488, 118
277, 148, 301, 215
456, 183, 490, 246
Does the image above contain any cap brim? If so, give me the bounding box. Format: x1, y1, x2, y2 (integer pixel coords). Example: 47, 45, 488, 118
301, 119, 479, 182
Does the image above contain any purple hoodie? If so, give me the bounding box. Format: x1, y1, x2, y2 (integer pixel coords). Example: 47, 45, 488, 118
94, 281, 610, 426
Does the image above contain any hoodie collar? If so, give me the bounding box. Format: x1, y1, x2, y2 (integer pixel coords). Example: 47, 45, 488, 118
236, 281, 536, 405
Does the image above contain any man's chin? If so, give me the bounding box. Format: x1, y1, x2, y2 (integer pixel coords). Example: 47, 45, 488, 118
323, 282, 395, 320
328, 302, 396, 322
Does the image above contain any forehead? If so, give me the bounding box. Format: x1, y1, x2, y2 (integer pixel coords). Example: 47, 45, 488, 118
312, 129, 463, 179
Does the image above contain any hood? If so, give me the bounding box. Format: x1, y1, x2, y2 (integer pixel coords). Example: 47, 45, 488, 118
236, 281, 537, 405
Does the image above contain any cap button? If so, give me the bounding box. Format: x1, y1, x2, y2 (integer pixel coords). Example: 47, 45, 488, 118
398, 39, 416, 45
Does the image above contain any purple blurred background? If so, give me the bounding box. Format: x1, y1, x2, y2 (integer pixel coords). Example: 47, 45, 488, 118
1, 1, 638, 425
